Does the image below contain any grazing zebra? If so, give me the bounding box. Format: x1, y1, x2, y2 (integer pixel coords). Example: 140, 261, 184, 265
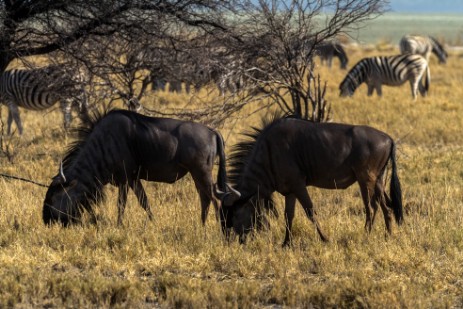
0, 65, 89, 135
399, 35, 448, 64
315, 42, 349, 69
339, 54, 430, 100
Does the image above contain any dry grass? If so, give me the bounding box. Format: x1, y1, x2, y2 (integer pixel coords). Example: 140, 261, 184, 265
1, 47, 463, 308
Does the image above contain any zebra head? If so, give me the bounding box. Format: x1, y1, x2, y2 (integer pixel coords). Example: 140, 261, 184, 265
339, 59, 368, 97
334, 43, 349, 69
339, 77, 355, 97
430, 36, 448, 64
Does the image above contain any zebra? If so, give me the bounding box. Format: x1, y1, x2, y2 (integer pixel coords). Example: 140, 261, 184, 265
399, 35, 448, 64
0, 65, 89, 135
339, 54, 430, 100
314, 42, 349, 69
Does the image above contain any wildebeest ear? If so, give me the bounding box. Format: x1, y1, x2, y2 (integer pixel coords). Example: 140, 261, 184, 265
68, 179, 78, 188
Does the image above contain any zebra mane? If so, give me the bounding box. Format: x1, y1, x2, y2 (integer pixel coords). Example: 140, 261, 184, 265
340, 57, 369, 89
428, 36, 444, 52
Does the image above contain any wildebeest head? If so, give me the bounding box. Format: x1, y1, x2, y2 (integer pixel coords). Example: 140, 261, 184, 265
216, 184, 260, 242
43, 167, 83, 226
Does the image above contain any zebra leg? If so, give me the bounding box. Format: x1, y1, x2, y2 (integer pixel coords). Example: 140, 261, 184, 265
375, 85, 382, 97
327, 56, 333, 68
184, 82, 191, 94
417, 72, 427, 97
409, 79, 418, 100
418, 82, 426, 97
367, 85, 374, 96
77, 95, 90, 123
7, 103, 23, 135
60, 100, 72, 130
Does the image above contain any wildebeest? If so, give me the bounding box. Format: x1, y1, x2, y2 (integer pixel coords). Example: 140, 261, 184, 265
43, 109, 227, 226
218, 116, 403, 246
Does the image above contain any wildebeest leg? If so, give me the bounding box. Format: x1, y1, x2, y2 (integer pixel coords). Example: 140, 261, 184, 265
293, 186, 329, 242
131, 180, 154, 221
86, 206, 98, 225
117, 184, 129, 226
378, 188, 394, 234
7, 103, 23, 135
282, 194, 296, 247
191, 170, 217, 225
358, 181, 376, 233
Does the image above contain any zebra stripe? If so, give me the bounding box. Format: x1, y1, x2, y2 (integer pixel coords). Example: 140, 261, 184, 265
0, 66, 88, 135
399, 35, 448, 64
339, 54, 430, 99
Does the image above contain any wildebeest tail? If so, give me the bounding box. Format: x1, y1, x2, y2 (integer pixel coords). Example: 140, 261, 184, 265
215, 130, 227, 191
389, 142, 403, 225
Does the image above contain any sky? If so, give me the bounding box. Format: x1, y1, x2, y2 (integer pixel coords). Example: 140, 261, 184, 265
388, 0, 463, 13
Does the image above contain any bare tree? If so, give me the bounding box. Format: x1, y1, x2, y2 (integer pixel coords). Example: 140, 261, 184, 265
0, 1, 232, 67
0, 0, 386, 126
134, 0, 386, 123
207, 0, 386, 121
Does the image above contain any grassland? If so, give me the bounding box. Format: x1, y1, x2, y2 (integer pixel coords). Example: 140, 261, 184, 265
1, 46, 463, 308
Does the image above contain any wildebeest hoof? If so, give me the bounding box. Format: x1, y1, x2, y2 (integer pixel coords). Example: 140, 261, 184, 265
282, 241, 292, 248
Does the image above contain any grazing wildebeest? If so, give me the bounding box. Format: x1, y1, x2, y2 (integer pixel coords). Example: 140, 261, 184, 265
217, 116, 403, 246
43, 109, 227, 226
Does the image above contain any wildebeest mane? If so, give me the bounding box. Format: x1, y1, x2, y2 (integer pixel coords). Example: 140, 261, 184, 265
228, 112, 312, 185
228, 112, 283, 186
61, 109, 110, 171
58, 108, 116, 209
228, 112, 304, 218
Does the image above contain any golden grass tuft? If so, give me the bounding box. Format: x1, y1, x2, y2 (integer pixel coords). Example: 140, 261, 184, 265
1, 48, 463, 307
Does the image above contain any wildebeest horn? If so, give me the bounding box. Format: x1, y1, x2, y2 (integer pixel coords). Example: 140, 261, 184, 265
224, 183, 241, 206
214, 183, 241, 207
214, 183, 225, 196
59, 161, 67, 183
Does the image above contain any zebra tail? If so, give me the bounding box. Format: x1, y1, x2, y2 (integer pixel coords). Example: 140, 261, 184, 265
389, 142, 404, 225
424, 64, 430, 94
